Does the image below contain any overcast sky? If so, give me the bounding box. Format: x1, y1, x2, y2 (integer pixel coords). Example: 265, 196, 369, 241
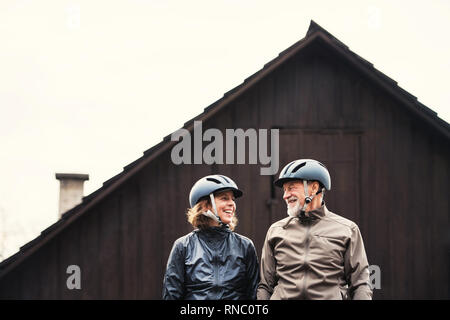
0, 0, 449, 261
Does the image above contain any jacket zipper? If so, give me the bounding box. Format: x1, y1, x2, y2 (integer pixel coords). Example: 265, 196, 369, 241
213, 254, 220, 299
302, 222, 311, 299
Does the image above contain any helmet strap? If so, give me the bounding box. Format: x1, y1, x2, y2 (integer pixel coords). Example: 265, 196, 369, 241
208, 193, 225, 225
202, 210, 221, 222
299, 180, 310, 217
300, 180, 325, 217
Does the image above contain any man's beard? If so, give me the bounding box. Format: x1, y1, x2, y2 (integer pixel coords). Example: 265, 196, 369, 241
286, 196, 302, 217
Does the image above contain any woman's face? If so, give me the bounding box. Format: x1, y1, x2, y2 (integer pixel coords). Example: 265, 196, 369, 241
214, 190, 236, 225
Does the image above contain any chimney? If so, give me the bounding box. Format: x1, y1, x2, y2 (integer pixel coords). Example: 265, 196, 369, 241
55, 173, 89, 218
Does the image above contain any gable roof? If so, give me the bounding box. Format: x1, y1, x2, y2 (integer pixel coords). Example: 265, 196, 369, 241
1, 20, 448, 279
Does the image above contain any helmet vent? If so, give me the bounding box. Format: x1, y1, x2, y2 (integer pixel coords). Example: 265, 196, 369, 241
282, 161, 296, 175
291, 162, 306, 173
206, 177, 222, 184
219, 175, 230, 183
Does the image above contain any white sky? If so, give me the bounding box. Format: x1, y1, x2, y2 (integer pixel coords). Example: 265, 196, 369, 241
0, 0, 449, 261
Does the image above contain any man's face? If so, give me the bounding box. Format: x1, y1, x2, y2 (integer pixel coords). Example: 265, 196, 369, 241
283, 180, 306, 217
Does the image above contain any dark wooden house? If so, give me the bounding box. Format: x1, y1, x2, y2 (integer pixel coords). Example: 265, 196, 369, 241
1, 21, 449, 299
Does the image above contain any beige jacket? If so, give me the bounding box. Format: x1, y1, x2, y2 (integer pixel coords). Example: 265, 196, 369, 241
257, 205, 372, 300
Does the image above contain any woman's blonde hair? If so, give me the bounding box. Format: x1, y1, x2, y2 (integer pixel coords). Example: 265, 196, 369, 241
186, 197, 238, 231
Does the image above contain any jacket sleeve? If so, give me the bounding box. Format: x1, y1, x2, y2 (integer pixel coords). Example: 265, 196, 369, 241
245, 240, 260, 300
162, 239, 186, 300
257, 227, 277, 300
344, 225, 373, 300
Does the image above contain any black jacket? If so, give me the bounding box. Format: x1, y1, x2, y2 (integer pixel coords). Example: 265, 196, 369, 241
162, 226, 259, 300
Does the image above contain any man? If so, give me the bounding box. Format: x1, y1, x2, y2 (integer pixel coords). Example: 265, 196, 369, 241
257, 159, 372, 300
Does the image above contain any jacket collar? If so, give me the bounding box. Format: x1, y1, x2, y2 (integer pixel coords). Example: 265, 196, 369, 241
297, 203, 327, 224
306, 203, 327, 219
195, 225, 231, 234
283, 204, 328, 228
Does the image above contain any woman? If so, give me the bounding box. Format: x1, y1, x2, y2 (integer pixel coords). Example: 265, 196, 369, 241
162, 174, 259, 300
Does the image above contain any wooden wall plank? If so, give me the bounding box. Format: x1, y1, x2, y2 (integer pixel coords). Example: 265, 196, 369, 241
139, 163, 162, 298
38, 239, 58, 299
58, 220, 82, 299
98, 195, 120, 299
119, 178, 140, 299
80, 210, 100, 299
